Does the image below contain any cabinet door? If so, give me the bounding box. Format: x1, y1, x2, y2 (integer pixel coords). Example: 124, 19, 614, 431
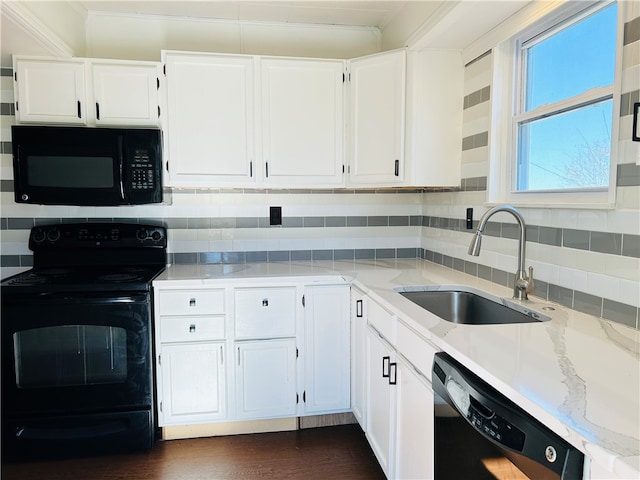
365, 325, 396, 477
235, 339, 297, 420
395, 356, 435, 480
14, 57, 87, 124
158, 342, 226, 426
404, 50, 462, 187
234, 287, 296, 340
303, 284, 350, 414
163, 52, 256, 187
348, 50, 405, 187
351, 288, 367, 427
261, 58, 344, 187
92, 62, 160, 126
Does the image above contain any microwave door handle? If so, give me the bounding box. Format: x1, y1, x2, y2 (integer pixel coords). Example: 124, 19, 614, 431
118, 136, 125, 201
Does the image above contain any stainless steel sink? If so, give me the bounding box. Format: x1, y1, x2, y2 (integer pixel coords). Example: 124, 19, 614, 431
397, 288, 550, 325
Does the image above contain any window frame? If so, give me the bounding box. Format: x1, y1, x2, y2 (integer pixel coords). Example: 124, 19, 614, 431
489, 0, 622, 208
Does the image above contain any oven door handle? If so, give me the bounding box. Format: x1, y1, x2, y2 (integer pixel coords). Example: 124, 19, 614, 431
16, 292, 150, 305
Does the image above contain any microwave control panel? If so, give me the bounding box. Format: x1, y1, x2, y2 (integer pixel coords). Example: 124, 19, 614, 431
130, 148, 156, 191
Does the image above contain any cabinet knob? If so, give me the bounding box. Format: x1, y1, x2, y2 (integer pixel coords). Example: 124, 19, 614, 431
189, 324, 196, 333
189, 298, 196, 307
262, 299, 269, 307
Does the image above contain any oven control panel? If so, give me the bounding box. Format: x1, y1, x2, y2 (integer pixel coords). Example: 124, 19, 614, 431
29, 223, 166, 249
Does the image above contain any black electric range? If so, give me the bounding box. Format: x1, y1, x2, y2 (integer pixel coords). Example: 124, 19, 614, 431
1, 222, 167, 460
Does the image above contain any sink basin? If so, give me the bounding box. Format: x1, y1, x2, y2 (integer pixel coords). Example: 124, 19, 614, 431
398, 288, 549, 325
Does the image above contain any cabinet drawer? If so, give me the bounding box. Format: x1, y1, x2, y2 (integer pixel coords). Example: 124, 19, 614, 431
235, 287, 296, 339
158, 289, 225, 316
160, 316, 225, 343
367, 299, 395, 344
396, 319, 439, 379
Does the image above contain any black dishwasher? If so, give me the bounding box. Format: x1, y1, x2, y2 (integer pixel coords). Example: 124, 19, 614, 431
432, 353, 584, 480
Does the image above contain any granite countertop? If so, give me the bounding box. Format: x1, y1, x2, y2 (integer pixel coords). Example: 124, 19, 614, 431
154, 259, 640, 478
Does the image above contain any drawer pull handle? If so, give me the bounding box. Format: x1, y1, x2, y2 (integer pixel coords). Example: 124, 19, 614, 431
189, 324, 196, 333
356, 299, 363, 318
389, 362, 397, 385
382, 356, 390, 378
262, 299, 269, 307
189, 298, 196, 307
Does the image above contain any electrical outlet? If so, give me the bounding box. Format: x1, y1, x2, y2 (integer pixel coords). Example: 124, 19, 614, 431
466, 208, 473, 229
270, 206, 282, 226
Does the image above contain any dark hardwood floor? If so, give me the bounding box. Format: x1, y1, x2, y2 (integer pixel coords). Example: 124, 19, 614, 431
1, 424, 386, 480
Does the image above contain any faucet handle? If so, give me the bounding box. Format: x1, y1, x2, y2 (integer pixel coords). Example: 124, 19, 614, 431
527, 266, 535, 293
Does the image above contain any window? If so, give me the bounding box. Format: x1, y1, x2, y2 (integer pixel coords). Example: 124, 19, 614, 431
491, 1, 620, 206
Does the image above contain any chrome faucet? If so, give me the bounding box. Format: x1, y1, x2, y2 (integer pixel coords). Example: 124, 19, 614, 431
468, 205, 534, 300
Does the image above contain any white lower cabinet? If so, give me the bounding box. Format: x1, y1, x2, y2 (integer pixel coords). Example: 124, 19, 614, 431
153, 277, 350, 431
394, 355, 434, 480
366, 325, 397, 477
159, 342, 226, 425
350, 287, 367, 427
302, 284, 351, 414
360, 296, 437, 480
235, 339, 297, 420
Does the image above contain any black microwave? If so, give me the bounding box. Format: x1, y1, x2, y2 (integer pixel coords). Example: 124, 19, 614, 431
11, 125, 163, 206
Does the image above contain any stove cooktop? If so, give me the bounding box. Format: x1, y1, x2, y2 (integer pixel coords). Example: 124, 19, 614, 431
1, 222, 167, 294
1, 265, 166, 294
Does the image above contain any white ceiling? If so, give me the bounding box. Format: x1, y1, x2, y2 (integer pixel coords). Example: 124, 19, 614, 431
76, 1, 417, 29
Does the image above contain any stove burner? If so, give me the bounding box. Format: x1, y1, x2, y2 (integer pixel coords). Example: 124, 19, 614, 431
98, 273, 144, 283
40, 268, 73, 278
7, 273, 48, 286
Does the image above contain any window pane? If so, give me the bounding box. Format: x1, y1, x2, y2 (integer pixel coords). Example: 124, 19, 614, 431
524, 3, 617, 111
517, 100, 612, 191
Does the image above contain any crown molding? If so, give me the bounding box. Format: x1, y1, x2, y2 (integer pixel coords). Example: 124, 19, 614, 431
2, 2, 74, 58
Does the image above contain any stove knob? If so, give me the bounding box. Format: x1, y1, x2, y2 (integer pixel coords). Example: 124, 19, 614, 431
46, 228, 60, 242
32, 229, 46, 243
136, 228, 149, 241
151, 230, 163, 241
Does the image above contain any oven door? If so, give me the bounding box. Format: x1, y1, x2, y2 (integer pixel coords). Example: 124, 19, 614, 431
1, 292, 153, 416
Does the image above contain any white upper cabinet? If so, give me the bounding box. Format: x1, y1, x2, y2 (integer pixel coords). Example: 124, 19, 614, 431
14, 57, 87, 125
404, 49, 463, 187
91, 60, 160, 127
163, 52, 256, 187
13, 55, 161, 127
347, 49, 406, 187
260, 57, 345, 187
